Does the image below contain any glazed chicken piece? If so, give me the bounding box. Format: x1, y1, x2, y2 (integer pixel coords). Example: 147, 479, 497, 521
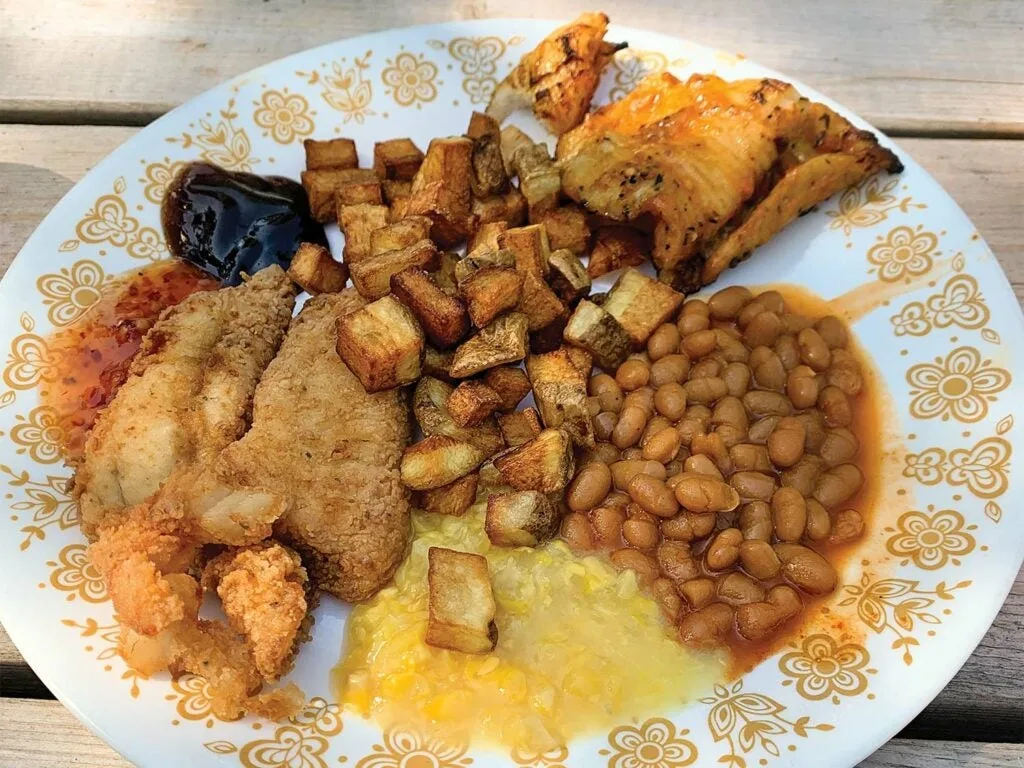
556, 73, 903, 291
74, 265, 296, 539
487, 11, 625, 134
214, 289, 412, 602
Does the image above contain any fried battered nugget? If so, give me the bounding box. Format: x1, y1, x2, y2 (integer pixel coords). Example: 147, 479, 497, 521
215, 290, 412, 601
75, 266, 296, 539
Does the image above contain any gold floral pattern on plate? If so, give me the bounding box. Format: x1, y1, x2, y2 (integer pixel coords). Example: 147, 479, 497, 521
36, 259, 110, 326
204, 697, 342, 767
779, 635, 876, 704
838, 574, 971, 665
510, 744, 568, 767
701, 680, 833, 766
608, 50, 690, 102
3, 313, 54, 395
906, 346, 1011, 423
381, 51, 440, 108
298, 52, 376, 125
63, 177, 168, 262
355, 727, 472, 768
599, 717, 698, 768
253, 89, 316, 144
61, 617, 145, 698
1, 463, 76, 550
8, 405, 65, 464
904, 431, 1011, 505
47, 543, 107, 603
890, 273, 991, 339
866, 224, 941, 283
428, 36, 523, 105
166, 674, 240, 727
140, 158, 188, 204
167, 94, 255, 171
884, 508, 977, 570
826, 175, 926, 238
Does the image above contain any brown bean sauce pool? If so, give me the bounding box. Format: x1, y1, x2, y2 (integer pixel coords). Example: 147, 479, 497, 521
559, 284, 881, 674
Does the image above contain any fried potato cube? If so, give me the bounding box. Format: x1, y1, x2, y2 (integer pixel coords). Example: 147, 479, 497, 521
548, 248, 591, 304
447, 381, 503, 427
603, 268, 684, 347
370, 216, 433, 256
449, 312, 529, 378
339, 203, 389, 265
526, 348, 594, 447
461, 267, 524, 328
533, 205, 591, 254
350, 239, 440, 300
420, 473, 480, 517
423, 346, 455, 383
303, 137, 357, 170
373, 138, 424, 181
468, 221, 510, 257
381, 179, 412, 205
414, 376, 505, 455
336, 295, 424, 392
498, 407, 542, 447
425, 547, 497, 654
435, 251, 460, 297
401, 435, 486, 490
563, 299, 632, 371
566, 346, 592, 378
485, 491, 558, 547
588, 226, 648, 278
390, 267, 470, 349
472, 189, 527, 229
484, 366, 532, 411
454, 249, 517, 286
518, 271, 566, 332
512, 143, 561, 217
389, 196, 412, 221
466, 111, 509, 198
493, 428, 575, 492
334, 179, 383, 208
499, 125, 536, 175
499, 224, 551, 276
286, 242, 348, 295
302, 168, 378, 221
409, 137, 475, 247
529, 311, 570, 355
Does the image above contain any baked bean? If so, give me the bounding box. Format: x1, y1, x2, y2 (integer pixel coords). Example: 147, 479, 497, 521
642, 427, 683, 463
730, 443, 772, 473
690, 358, 722, 379
737, 299, 767, 328
747, 416, 779, 444
730, 471, 777, 502
781, 455, 824, 497
685, 377, 728, 404
795, 411, 827, 454
781, 312, 813, 334
657, 540, 700, 582
587, 441, 623, 466
768, 416, 806, 468
589, 505, 627, 546
813, 463, 863, 507
685, 404, 712, 425
771, 486, 807, 542
712, 396, 749, 430
604, 490, 632, 511
753, 353, 787, 391
722, 362, 751, 397
649, 389, 683, 426
623, 386, 656, 417
830, 508, 865, 544
743, 390, 792, 418
691, 432, 732, 474
681, 329, 718, 358
661, 512, 705, 541
708, 285, 754, 319
682, 298, 710, 317
826, 348, 864, 396
590, 374, 624, 411
641, 416, 672, 446
819, 427, 859, 467
744, 310, 783, 347
621, 447, 643, 460
610, 459, 666, 490
675, 418, 705, 448
589, 373, 617, 396
610, 548, 659, 584
674, 473, 740, 512
739, 539, 781, 579
623, 519, 660, 549
628, 474, 680, 518
679, 602, 734, 647
715, 424, 747, 450
611, 405, 647, 449
593, 411, 617, 441
818, 385, 852, 427
739, 501, 773, 541
560, 512, 593, 550
647, 323, 681, 361
773, 543, 837, 595
616, 358, 651, 391
797, 327, 832, 372
665, 459, 684, 477
715, 330, 750, 362
626, 503, 658, 524
645, 357, 688, 391
815, 315, 848, 349
677, 312, 710, 336
652, 577, 683, 622
747, 345, 775, 370
677, 581, 715, 614
757, 290, 785, 314
735, 585, 801, 641
684, 454, 724, 480
567, 462, 613, 511
774, 334, 801, 370
717, 572, 766, 605
705, 527, 743, 570
786, 365, 819, 409
804, 499, 832, 541
587, 396, 602, 417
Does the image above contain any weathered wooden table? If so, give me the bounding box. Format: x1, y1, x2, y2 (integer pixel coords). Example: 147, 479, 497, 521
0, 1, 1021, 765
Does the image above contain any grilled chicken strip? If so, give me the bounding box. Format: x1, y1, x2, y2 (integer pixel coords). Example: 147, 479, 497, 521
74, 265, 296, 539
557, 73, 902, 291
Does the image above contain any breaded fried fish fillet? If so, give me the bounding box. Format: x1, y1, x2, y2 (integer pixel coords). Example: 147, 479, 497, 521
74, 265, 296, 539
214, 290, 411, 602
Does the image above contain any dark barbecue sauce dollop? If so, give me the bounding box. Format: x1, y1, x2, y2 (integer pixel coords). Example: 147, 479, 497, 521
161, 161, 327, 285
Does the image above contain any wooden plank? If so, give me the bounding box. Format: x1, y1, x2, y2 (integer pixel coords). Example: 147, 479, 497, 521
0, 0, 1022, 135
2, 698, 1023, 768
